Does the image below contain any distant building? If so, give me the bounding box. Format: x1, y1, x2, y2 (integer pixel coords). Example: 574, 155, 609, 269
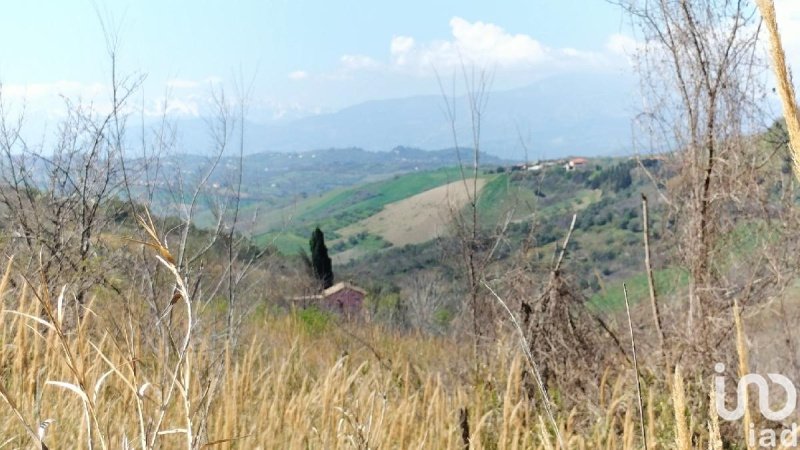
322, 282, 366, 316
510, 162, 544, 172
290, 281, 366, 318
564, 157, 588, 171
571, 157, 588, 166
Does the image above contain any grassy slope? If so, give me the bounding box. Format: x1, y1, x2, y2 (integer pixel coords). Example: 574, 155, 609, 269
588, 267, 690, 312
476, 174, 535, 224
476, 172, 603, 227
260, 158, 693, 312
298, 167, 466, 223
253, 167, 469, 253
338, 178, 489, 246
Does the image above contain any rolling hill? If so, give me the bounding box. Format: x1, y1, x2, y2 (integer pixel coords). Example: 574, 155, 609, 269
248, 166, 482, 255
146, 146, 508, 226
242, 155, 664, 297
319, 155, 688, 313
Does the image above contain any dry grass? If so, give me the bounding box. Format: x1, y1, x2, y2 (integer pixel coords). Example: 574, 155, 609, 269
0, 286, 643, 448
0, 216, 741, 449
758, 0, 800, 182
0, 259, 739, 448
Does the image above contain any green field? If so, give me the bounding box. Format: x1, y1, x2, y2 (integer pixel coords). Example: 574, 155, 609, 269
588, 266, 689, 312
254, 231, 308, 255
252, 167, 469, 251
477, 174, 538, 225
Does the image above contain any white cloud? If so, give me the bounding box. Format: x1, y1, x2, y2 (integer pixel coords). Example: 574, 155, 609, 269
2, 81, 107, 99
288, 70, 309, 80
447, 17, 548, 66
388, 19, 496, 71
2, 76, 320, 124
320, 54, 383, 80
388, 16, 600, 72
344, 16, 618, 78
154, 97, 201, 117
391, 36, 415, 55
165, 76, 222, 89
340, 54, 380, 71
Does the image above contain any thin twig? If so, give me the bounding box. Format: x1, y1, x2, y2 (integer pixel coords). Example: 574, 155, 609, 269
641, 194, 666, 366
623, 283, 648, 450
553, 214, 577, 275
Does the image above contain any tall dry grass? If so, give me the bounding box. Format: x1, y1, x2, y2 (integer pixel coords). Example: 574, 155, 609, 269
0, 255, 735, 448
758, 0, 800, 182
0, 211, 728, 448
0, 292, 615, 447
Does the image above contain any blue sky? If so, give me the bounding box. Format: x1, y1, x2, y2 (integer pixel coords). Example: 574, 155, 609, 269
0, 1, 798, 123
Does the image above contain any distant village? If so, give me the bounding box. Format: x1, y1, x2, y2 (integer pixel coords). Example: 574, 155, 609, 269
497, 156, 590, 173
495, 155, 667, 174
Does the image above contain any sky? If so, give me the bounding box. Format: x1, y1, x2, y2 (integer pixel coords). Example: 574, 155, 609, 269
0, 1, 799, 124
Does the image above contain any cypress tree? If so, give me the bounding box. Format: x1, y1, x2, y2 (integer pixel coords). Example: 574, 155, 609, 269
309, 227, 334, 289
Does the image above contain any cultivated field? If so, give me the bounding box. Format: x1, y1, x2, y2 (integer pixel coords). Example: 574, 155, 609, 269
338, 178, 487, 247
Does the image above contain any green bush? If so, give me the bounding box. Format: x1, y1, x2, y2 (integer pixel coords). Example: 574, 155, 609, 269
296, 306, 331, 335
434, 307, 455, 329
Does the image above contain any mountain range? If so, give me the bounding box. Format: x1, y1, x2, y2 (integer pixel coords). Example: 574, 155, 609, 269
172, 72, 637, 160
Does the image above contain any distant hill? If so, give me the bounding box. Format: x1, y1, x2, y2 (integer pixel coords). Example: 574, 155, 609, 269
160, 146, 506, 203
249, 156, 654, 261
146, 147, 509, 227
239, 154, 688, 313
172, 72, 636, 159
243, 166, 471, 254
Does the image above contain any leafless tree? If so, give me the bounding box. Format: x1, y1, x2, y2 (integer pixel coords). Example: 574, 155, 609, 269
0, 44, 144, 312
620, 0, 749, 346
436, 65, 501, 354
616, 0, 800, 437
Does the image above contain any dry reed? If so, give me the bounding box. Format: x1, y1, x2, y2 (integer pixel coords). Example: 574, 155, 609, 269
757, 0, 800, 182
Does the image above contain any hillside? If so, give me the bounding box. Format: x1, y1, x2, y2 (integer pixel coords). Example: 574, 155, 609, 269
249, 167, 480, 255
337, 178, 486, 248
239, 154, 683, 314
326, 156, 681, 312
